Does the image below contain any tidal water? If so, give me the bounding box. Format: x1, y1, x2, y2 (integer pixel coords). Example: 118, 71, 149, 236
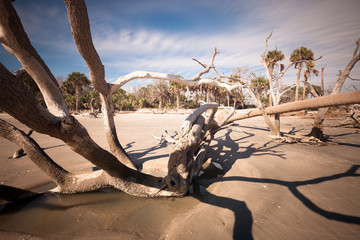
0, 186, 201, 239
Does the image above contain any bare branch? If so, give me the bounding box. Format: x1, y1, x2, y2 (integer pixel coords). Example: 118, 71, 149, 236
0, 1, 69, 116
262, 31, 273, 60
64, 0, 136, 169
190, 47, 219, 80
353, 37, 360, 57
278, 84, 297, 99
301, 81, 320, 98
0, 118, 70, 185
110, 71, 241, 94
192, 58, 207, 68
349, 76, 360, 81
64, 0, 108, 95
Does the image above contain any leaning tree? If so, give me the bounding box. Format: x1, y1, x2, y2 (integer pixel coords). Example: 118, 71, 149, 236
0, 0, 359, 198
308, 37, 360, 140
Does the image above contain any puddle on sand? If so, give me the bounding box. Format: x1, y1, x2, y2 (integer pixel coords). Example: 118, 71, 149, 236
0, 187, 201, 239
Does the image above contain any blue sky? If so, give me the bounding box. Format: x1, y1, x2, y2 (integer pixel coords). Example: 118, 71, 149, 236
1, 0, 360, 92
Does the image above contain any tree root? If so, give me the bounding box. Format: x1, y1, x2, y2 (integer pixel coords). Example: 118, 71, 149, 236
270, 133, 329, 146
307, 126, 327, 142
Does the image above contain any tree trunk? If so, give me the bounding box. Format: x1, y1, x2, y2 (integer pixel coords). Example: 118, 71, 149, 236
0, 63, 167, 197
321, 67, 325, 96
309, 38, 360, 139
206, 88, 211, 102
269, 92, 273, 107
302, 81, 307, 100
274, 113, 281, 136
260, 109, 278, 136
75, 85, 80, 113
226, 92, 230, 107
295, 66, 301, 101
176, 92, 180, 109
227, 91, 360, 124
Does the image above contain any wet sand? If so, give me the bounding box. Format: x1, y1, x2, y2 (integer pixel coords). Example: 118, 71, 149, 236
0, 113, 359, 239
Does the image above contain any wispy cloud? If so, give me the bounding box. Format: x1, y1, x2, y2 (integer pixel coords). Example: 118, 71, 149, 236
2, 0, 359, 91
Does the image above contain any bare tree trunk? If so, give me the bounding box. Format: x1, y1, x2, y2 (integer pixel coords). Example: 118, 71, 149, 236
206, 88, 211, 102
302, 81, 307, 100
295, 66, 301, 101
260, 108, 278, 136
274, 113, 280, 136
321, 67, 325, 96
176, 92, 180, 109
227, 91, 360, 124
226, 92, 230, 107
75, 85, 80, 113
309, 37, 360, 140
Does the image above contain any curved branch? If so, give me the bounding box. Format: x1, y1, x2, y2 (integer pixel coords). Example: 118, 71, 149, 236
64, 0, 136, 168
0, 0, 69, 116
191, 47, 219, 80
0, 118, 70, 185
0, 63, 178, 196
278, 84, 297, 100
64, 0, 108, 95
110, 71, 240, 94
349, 76, 360, 81
302, 81, 320, 98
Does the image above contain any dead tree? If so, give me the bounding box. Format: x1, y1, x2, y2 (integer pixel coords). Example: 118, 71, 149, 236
0, 0, 240, 197
308, 37, 360, 140
0, 0, 359, 198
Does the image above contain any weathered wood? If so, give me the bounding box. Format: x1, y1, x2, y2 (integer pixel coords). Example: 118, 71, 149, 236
227, 91, 360, 124
0, 0, 69, 116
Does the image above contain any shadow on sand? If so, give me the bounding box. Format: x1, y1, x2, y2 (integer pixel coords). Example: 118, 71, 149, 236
1, 126, 359, 239
192, 127, 360, 239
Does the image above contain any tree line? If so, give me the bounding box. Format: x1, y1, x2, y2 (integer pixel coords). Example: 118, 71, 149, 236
20, 56, 324, 114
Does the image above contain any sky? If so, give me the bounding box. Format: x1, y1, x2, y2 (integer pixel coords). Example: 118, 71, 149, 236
1, 0, 360, 92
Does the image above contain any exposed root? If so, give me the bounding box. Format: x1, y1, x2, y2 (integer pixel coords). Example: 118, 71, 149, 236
269, 134, 329, 146
307, 126, 327, 142
153, 130, 179, 144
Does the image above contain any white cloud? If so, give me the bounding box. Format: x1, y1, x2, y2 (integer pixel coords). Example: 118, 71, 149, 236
6, 0, 359, 91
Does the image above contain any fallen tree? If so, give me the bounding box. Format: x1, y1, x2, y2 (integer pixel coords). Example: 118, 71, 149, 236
308, 37, 360, 140
1, 0, 359, 198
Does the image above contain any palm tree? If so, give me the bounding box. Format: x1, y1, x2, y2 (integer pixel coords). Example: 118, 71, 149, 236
265, 49, 285, 106
169, 81, 186, 109
290, 47, 315, 101
303, 61, 319, 99
265, 49, 285, 75
64, 72, 90, 113
250, 76, 269, 106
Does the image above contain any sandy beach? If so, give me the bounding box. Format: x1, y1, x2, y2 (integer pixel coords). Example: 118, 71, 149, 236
0, 113, 359, 239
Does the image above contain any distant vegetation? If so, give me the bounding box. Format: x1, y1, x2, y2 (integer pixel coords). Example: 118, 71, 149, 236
15, 71, 324, 113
